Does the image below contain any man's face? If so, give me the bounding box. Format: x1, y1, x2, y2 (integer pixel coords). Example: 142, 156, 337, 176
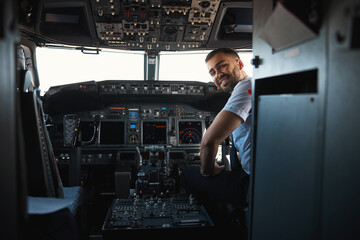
206, 52, 242, 93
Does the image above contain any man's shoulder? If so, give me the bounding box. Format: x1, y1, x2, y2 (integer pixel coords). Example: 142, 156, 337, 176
233, 76, 252, 93
238, 76, 252, 86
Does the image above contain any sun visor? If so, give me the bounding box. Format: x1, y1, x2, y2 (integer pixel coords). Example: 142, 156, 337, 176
259, 2, 318, 51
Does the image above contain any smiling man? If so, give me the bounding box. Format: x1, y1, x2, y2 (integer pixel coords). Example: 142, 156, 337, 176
180, 48, 252, 225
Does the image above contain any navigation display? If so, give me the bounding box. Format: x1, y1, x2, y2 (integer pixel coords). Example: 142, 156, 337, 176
99, 121, 125, 144
178, 121, 203, 144
142, 121, 167, 144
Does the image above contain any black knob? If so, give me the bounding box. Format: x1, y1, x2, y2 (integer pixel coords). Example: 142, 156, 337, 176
251, 55, 261, 68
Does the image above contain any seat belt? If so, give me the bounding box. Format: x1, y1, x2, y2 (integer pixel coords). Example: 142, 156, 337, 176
230, 134, 242, 171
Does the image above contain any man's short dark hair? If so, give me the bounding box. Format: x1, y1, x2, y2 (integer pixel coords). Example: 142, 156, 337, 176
205, 48, 239, 62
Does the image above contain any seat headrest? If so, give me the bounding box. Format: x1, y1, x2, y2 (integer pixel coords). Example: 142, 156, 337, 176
19, 69, 35, 92
17, 45, 26, 71
18, 45, 35, 92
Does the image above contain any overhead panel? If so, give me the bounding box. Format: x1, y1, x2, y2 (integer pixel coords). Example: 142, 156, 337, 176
90, 0, 221, 51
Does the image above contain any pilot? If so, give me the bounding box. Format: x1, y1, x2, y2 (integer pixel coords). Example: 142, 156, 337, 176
180, 48, 252, 224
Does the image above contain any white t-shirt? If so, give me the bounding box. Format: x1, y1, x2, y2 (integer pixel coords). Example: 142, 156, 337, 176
222, 76, 252, 174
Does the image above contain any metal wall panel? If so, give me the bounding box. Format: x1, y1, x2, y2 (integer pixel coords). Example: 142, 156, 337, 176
251, 94, 321, 240
250, 1, 327, 239
0, 0, 20, 239
250, 0, 360, 239
322, 0, 360, 239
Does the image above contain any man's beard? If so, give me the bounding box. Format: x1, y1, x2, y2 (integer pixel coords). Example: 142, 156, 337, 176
219, 74, 238, 93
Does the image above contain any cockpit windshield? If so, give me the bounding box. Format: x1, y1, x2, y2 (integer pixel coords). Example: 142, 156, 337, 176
37, 47, 253, 95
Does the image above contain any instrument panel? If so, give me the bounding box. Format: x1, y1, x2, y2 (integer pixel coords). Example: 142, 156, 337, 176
68, 103, 214, 147
45, 80, 227, 166
50, 103, 217, 165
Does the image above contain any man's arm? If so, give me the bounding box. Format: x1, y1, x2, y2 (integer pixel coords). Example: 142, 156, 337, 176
200, 110, 243, 176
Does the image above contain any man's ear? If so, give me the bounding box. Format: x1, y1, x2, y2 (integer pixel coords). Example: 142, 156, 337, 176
237, 59, 244, 70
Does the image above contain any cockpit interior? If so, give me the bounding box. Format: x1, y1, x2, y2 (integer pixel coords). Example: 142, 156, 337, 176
15, 0, 253, 238
1, 0, 360, 239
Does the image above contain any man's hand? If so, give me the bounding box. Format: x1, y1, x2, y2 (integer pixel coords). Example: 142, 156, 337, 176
212, 162, 225, 176
201, 162, 225, 177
